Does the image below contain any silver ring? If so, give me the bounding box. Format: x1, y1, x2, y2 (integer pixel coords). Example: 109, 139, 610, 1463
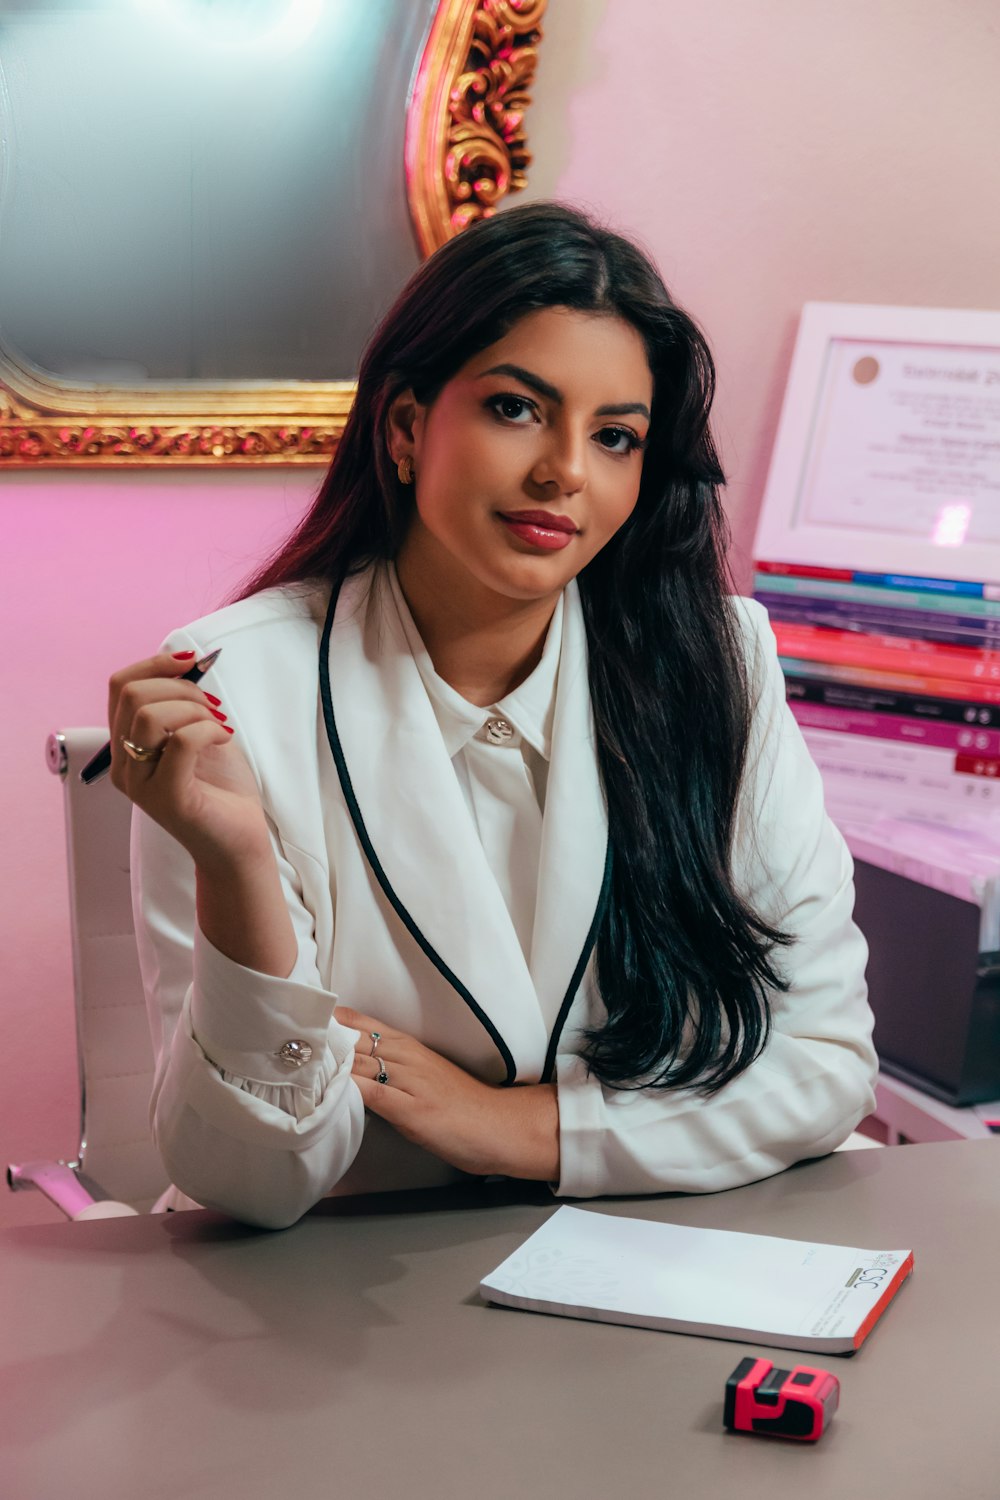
375, 1061, 389, 1086
369, 1031, 381, 1057
121, 735, 164, 764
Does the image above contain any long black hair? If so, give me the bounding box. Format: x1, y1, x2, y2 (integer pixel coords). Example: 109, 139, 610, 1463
233, 201, 790, 1092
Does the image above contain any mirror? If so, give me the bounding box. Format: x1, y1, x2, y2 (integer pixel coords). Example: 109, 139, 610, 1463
0, 0, 548, 465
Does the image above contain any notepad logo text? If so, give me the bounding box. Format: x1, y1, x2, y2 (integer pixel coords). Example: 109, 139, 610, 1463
845, 1251, 897, 1290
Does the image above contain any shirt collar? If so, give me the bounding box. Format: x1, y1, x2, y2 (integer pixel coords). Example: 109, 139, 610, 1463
386, 562, 562, 761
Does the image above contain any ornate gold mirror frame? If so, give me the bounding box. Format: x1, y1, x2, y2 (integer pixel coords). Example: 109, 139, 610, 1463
0, 0, 546, 468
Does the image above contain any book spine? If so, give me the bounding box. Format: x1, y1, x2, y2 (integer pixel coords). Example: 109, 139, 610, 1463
783, 674, 1000, 726
755, 561, 997, 598
757, 593, 1000, 648
788, 700, 1000, 756
777, 656, 1000, 704
825, 785, 999, 829
754, 572, 1000, 620
756, 561, 854, 581
773, 623, 1000, 683
800, 729, 1000, 818
853, 572, 986, 598
955, 754, 1000, 779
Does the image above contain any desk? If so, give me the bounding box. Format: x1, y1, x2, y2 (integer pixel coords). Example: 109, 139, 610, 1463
2, 1141, 998, 1500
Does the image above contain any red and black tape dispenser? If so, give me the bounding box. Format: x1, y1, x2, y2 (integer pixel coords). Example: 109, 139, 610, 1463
724, 1356, 840, 1442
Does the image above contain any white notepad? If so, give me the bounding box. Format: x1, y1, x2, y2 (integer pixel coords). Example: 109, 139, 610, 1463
480, 1207, 913, 1354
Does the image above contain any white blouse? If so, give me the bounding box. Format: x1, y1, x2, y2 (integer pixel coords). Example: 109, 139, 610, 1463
387, 564, 562, 963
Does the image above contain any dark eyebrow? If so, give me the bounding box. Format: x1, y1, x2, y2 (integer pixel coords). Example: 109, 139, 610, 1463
480, 363, 562, 402
595, 401, 652, 420
478, 363, 651, 422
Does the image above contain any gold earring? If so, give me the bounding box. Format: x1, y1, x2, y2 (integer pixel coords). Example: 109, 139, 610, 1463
397, 455, 415, 485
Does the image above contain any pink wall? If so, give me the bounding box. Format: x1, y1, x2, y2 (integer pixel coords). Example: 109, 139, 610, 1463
2, 471, 318, 1224
4, 0, 1000, 1223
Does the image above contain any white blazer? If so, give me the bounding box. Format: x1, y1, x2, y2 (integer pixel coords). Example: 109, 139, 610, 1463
132, 566, 877, 1229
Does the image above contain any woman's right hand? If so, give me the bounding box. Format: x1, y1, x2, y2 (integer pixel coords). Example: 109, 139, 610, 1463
109, 650, 270, 874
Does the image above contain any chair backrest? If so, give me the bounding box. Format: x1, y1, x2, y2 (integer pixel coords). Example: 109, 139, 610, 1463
49, 729, 167, 1210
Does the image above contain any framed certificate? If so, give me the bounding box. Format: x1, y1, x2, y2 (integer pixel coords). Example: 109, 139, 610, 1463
754, 303, 1000, 584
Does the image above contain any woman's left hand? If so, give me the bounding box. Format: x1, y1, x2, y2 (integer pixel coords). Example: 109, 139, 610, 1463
336, 1006, 560, 1181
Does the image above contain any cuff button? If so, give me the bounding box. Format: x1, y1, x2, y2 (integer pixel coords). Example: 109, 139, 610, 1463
277, 1039, 313, 1068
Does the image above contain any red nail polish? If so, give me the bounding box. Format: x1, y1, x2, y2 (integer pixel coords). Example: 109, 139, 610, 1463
172, 651, 196, 660
222, 725, 235, 734
203, 692, 222, 706
209, 708, 228, 722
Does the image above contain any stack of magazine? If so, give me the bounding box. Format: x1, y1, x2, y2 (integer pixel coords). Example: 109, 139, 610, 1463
754, 560, 1000, 830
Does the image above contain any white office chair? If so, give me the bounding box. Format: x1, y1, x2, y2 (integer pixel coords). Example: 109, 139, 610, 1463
6, 729, 169, 1219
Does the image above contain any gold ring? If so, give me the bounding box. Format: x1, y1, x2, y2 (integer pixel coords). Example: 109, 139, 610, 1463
121, 733, 169, 764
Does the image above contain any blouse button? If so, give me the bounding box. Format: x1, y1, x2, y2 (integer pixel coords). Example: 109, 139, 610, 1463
277, 1039, 313, 1068
484, 717, 515, 744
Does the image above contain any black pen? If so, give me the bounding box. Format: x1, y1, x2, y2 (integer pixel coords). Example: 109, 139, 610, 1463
80, 648, 223, 784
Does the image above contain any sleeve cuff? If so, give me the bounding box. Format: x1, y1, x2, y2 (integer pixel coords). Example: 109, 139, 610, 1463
553, 1052, 609, 1198
189, 921, 360, 1088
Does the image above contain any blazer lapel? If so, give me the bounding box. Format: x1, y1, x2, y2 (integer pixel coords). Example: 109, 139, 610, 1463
530, 581, 611, 1067
320, 568, 547, 1081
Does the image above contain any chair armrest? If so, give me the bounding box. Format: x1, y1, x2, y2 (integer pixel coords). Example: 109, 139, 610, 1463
5, 1158, 137, 1219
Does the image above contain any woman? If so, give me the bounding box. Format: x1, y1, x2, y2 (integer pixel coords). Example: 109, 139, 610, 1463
111, 202, 876, 1229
